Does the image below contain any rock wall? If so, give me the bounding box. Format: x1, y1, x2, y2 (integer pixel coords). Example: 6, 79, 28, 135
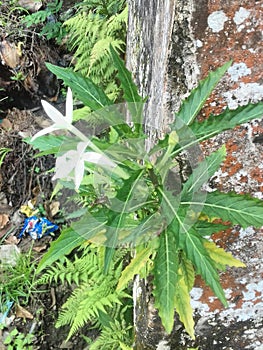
127, 1, 263, 349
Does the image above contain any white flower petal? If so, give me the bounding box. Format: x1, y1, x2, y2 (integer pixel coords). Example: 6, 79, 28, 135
41, 100, 67, 127
82, 152, 115, 168
31, 125, 59, 141
53, 151, 77, 180
75, 159, 85, 189
65, 88, 73, 124
77, 141, 90, 155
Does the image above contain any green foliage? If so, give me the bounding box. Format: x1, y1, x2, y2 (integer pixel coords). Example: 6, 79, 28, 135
175, 61, 232, 125
38, 244, 132, 344
0, 148, 12, 167
88, 319, 133, 350
0, 248, 38, 306
153, 229, 179, 334
4, 328, 34, 350
64, 0, 127, 100
32, 53, 263, 342
46, 63, 113, 110
22, 0, 66, 43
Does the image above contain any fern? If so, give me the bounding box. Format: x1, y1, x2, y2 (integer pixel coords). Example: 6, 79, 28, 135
64, 2, 127, 99
56, 280, 127, 339
89, 319, 133, 350
39, 243, 131, 341
36, 247, 98, 286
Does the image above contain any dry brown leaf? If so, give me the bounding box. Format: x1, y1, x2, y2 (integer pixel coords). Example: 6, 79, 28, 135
18, 0, 42, 12
5, 234, 19, 245
32, 186, 41, 197
15, 305, 34, 320
0, 224, 11, 239
0, 118, 13, 130
0, 213, 9, 229
33, 244, 47, 253
0, 40, 20, 69
49, 201, 60, 217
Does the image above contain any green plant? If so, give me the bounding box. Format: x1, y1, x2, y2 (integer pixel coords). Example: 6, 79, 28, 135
0, 247, 38, 306
37, 243, 133, 347
29, 50, 263, 340
10, 70, 26, 81
0, 148, 12, 167
64, 0, 127, 100
4, 328, 34, 350
0, 2, 29, 37
22, 0, 66, 43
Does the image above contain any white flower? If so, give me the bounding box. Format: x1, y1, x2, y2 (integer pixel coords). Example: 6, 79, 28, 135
53, 141, 116, 190
31, 87, 128, 185
31, 88, 73, 141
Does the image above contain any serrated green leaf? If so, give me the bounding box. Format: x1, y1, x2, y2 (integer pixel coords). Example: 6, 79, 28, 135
37, 214, 106, 272
179, 253, 195, 291
103, 169, 148, 267
154, 229, 179, 334
180, 229, 227, 306
190, 102, 263, 142
117, 247, 153, 291
183, 191, 263, 228
37, 227, 85, 273
104, 247, 115, 274
194, 221, 231, 236
182, 146, 226, 198
46, 63, 112, 110
25, 135, 66, 154
109, 45, 143, 104
174, 61, 232, 126
174, 268, 195, 339
204, 241, 246, 268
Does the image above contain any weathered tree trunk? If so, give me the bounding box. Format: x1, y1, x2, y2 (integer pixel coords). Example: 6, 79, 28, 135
127, 0, 263, 349
127, 0, 199, 147
127, 1, 199, 348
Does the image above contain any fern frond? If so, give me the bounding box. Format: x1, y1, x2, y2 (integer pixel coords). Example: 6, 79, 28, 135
89, 319, 133, 350
63, 3, 127, 100
56, 277, 128, 339
36, 248, 99, 286
106, 7, 128, 36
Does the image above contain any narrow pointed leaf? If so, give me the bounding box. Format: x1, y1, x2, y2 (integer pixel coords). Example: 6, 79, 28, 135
117, 247, 153, 291
46, 63, 112, 110
181, 229, 227, 306
190, 102, 263, 142
109, 45, 143, 103
154, 229, 179, 334
26, 135, 66, 155
104, 247, 115, 274
194, 221, 231, 236
37, 227, 85, 273
204, 241, 246, 267
174, 268, 195, 339
174, 61, 232, 125
179, 253, 195, 291
37, 213, 106, 272
186, 191, 263, 228
182, 146, 226, 198
103, 170, 149, 271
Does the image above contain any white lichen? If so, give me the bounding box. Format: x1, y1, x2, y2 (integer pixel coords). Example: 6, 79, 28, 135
195, 39, 203, 48
207, 11, 228, 33
224, 82, 263, 109
227, 62, 251, 82
234, 7, 250, 25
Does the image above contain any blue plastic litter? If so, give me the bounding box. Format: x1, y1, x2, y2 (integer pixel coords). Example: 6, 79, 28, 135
0, 301, 14, 325
19, 216, 58, 240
